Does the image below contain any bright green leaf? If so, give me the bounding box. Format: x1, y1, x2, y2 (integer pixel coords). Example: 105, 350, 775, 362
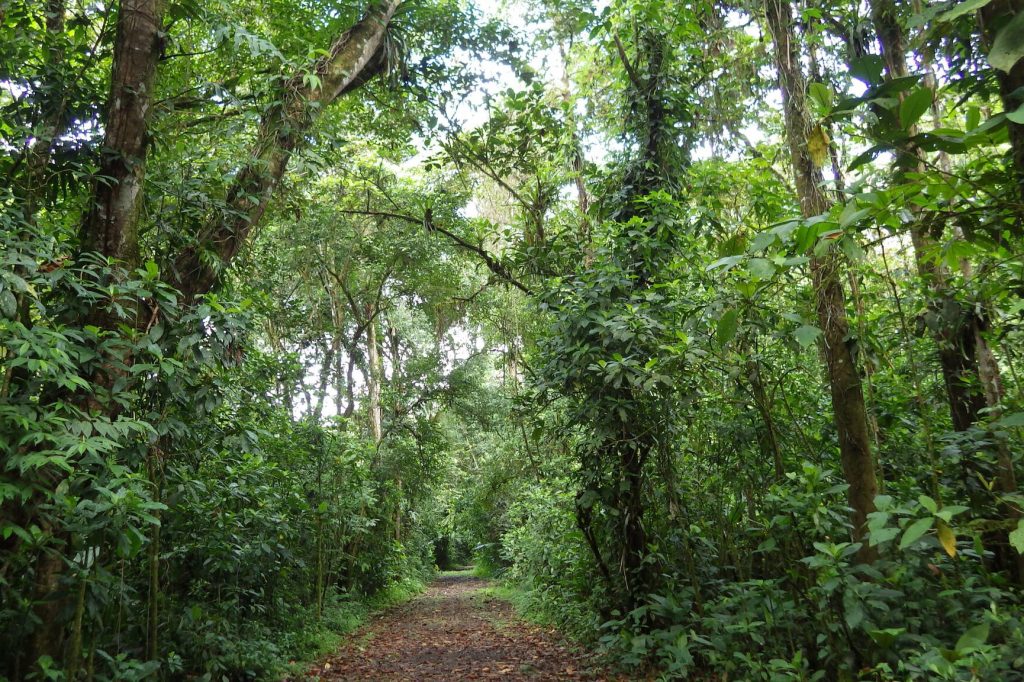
899, 87, 933, 129
937, 0, 993, 23
955, 622, 990, 652
899, 516, 934, 549
793, 325, 821, 348
717, 309, 739, 346
1009, 519, 1024, 555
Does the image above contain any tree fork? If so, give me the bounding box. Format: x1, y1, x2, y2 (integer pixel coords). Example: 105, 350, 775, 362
171, 0, 403, 301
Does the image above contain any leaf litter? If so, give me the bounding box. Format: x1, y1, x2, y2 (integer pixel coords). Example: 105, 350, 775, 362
295, 573, 622, 681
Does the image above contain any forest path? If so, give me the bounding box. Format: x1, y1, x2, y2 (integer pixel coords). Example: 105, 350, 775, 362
303, 570, 616, 680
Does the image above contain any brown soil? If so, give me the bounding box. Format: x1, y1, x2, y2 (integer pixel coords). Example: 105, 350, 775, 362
302, 572, 620, 681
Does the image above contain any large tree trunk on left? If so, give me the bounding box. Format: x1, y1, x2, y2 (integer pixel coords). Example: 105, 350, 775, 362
27, 2, 168, 674
81, 0, 167, 269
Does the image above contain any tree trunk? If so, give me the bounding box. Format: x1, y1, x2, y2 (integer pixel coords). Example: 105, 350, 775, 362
81, 0, 168, 269
27, 549, 65, 675
748, 359, 784, 479
171, 0, 402, 301
870, 0, 990, 434
366, 304, 383, 445
619, 440, 649, 610
765, 0, 878, 559
28, 2, 169, 670
313, 343, 336, 421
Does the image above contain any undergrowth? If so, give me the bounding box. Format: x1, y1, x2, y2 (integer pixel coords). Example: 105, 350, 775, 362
276, 576, 427, 680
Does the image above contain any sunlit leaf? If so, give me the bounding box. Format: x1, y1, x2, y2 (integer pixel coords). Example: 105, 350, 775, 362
936, 520, 957, 557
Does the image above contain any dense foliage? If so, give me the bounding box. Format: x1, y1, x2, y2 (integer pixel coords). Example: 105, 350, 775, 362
2, 0, 1024, 680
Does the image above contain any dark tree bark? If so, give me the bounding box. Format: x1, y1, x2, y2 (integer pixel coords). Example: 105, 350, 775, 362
365, 303, 383, 445
764, 0, 878, 559
28, 2, 169, 672
171, 0, 402, 301
870, 0, 990, 434
81, 0, 168, 268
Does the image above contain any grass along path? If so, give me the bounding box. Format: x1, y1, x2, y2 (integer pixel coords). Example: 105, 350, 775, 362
298, 570, 616, 680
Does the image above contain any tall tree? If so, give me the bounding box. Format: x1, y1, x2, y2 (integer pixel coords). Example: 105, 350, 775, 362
80, 0, 167, 269
869, 0, 989, 433
764, 0, 878, 557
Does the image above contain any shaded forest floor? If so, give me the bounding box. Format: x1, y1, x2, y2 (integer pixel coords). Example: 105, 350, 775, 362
297, 571, 618, 680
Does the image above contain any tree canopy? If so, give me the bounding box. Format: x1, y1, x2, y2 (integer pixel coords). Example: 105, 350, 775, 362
2, 0, 1024, 679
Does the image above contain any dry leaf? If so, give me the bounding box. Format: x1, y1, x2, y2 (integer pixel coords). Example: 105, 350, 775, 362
807, 124, 830, 167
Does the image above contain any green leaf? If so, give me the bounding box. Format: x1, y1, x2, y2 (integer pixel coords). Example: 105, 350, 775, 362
750, 231, 777, 252
989, 13, 1024, 72
707, 255, 744, 272
850, 55, 885, 85
868, 627, 904, 649
955, 622, 990, 652
899, 516, 934, 549
838, 201, 870, 228
848, 144, 889, 171
717, 309, 739, 346
899, 87, 933, 129
0, 289, 16, 319
869, 526, 900, 546
1009, 519, 1024, 555
746, 258, 776, 279
937, 0, 993, 23
807, 82, 833, 114
966, 105, 981, 130
993, 411, 1024, 428
918, 494, 938, 514
1007, 103, 1024, 124
793, 325, 821, 348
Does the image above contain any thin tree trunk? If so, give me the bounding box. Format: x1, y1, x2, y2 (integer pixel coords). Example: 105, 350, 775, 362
27, 549, 65, 674
557, 43, 591, 244
366, 304, 383, 445
765, 0, 878, 559
870, 0, 991, 434
65, 567, 88, 680
19, 0, 67, 221
748, 359, 784, 479
145, 445, 163, 663
313, 343, 336, 421
344, 349, 357, 418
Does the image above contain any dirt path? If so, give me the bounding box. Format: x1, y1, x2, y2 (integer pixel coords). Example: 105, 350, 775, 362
303, 572, 616, 680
